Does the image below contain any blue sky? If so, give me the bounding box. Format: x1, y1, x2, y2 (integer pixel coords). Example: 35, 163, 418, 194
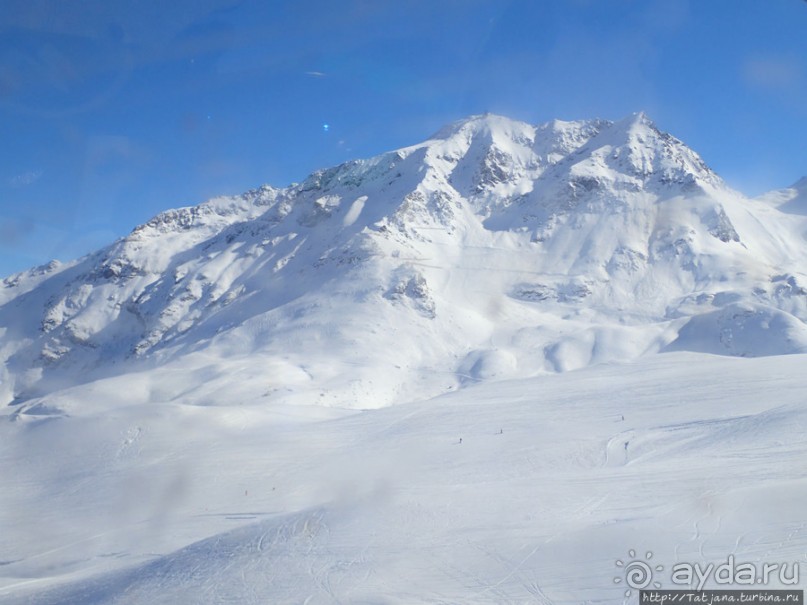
1, 0, 806, 278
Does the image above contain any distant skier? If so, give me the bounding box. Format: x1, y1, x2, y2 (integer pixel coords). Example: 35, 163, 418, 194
459, 437, 463, 444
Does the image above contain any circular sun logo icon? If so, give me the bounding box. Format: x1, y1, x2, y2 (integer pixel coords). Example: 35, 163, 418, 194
614, 549, 664, 597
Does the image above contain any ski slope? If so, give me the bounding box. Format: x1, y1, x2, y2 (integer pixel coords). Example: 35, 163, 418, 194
2, 352, 807, 603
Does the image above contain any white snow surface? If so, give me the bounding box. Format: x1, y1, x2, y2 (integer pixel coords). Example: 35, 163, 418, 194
2, 354, 807, 603
1, 113, 807, 602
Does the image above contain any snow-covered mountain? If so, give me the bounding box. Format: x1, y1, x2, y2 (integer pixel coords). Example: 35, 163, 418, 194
3, 113, 807, 605
2, 112, 807, 412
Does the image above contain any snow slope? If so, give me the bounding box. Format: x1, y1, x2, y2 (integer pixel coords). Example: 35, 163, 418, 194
2, 113, 806, 412
2, 353, 807, 603
757, 176, 807, 216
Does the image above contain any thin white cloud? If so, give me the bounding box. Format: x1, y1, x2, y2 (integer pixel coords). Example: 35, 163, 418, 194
9, 170, 43, 188
305, 71, 326, 77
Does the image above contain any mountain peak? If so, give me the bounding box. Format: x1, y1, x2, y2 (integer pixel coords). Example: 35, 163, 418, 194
428, 113, 535, 148
424, 111, 718, 194
615, 109, 651, 127
601, 111, 660, 141
569, 111, 721, 191
792, 176, 807, 190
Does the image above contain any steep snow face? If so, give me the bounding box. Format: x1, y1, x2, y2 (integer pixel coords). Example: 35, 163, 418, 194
1, 114, 806, 410
757, 176, 807, 216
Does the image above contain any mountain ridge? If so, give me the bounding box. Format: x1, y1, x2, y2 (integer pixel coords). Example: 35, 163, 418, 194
2, 112, 806, 412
